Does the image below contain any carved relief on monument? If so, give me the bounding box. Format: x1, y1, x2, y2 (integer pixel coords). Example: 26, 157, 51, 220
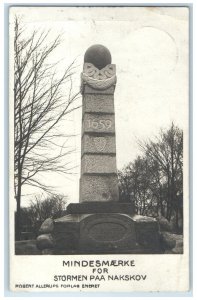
84, 63, 116, 79
93, 137, 107, 152
82, 135, 116, 155
88, 222, 127, 241
87, 119, 112, 130
81, 63, 117, 90
79, 214, 137, 251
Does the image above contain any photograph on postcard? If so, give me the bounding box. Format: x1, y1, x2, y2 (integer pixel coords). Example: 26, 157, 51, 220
9, 6, 190, 292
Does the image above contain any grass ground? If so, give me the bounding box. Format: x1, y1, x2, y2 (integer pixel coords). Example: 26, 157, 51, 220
15, 240, 42, 255
15, 233, 183, 255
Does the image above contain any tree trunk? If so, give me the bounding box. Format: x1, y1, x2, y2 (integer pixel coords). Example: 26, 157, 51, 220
175, 206, 179, 233
15, 173, 22, 241
16, 196, 21, 240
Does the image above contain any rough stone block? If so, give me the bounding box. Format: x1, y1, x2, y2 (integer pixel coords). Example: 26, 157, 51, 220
83, 113, 115, 134
82, 134, 116, 155
39, 218, 54, 234
81, 154, 117, 174
133, 215, 161, 252
79, 174, 119, 202
83, 94, 114, 114
160, 232, 176, 250
156, 216, 173, 232
36, 234, 54, 250
79, 213, 137, 253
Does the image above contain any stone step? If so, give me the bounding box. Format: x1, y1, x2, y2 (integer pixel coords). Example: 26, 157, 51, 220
67, 201, 135, 214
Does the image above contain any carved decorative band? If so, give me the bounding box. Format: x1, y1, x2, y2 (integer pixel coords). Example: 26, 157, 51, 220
84, 63, 116, 79
81, 63, 117, 90
82, 74, 116, 90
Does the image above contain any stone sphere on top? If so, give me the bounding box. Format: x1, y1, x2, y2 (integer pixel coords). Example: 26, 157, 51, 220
84, 44, 112, 70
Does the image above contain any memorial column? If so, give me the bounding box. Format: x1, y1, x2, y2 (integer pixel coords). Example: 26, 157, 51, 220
80, 45, 119, 203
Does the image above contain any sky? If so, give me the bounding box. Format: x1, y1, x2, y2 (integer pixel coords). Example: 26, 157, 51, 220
10, 6, 189, 206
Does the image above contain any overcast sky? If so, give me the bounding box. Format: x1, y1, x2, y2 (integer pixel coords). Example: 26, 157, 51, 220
10, 6, 189, 206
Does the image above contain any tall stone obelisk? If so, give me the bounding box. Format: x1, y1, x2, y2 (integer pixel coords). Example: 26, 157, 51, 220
80, 44, 119, 203
36, 44, 162, 255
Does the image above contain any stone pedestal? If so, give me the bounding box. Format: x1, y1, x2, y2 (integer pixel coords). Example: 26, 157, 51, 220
36, 44, 162, 254
37, 211, 162, 254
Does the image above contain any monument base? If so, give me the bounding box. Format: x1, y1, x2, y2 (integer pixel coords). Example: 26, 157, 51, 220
37, 203, 162, 254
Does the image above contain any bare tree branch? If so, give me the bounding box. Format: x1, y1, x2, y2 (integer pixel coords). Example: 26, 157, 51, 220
14, 16, 80, 239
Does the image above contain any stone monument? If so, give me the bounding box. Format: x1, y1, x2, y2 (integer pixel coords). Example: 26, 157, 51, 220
36, 44, 162, 254
80, 44, 119, 203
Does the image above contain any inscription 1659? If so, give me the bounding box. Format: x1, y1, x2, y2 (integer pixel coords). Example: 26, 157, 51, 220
87, 119, 112, 130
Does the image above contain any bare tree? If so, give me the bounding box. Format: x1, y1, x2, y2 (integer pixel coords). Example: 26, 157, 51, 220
139, 123, 183, 228
119, 156, 156, 215
119, 123, 183, 232
28, 195, 67, 235
14, 16, 80, 240
18, 195, 67, 237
